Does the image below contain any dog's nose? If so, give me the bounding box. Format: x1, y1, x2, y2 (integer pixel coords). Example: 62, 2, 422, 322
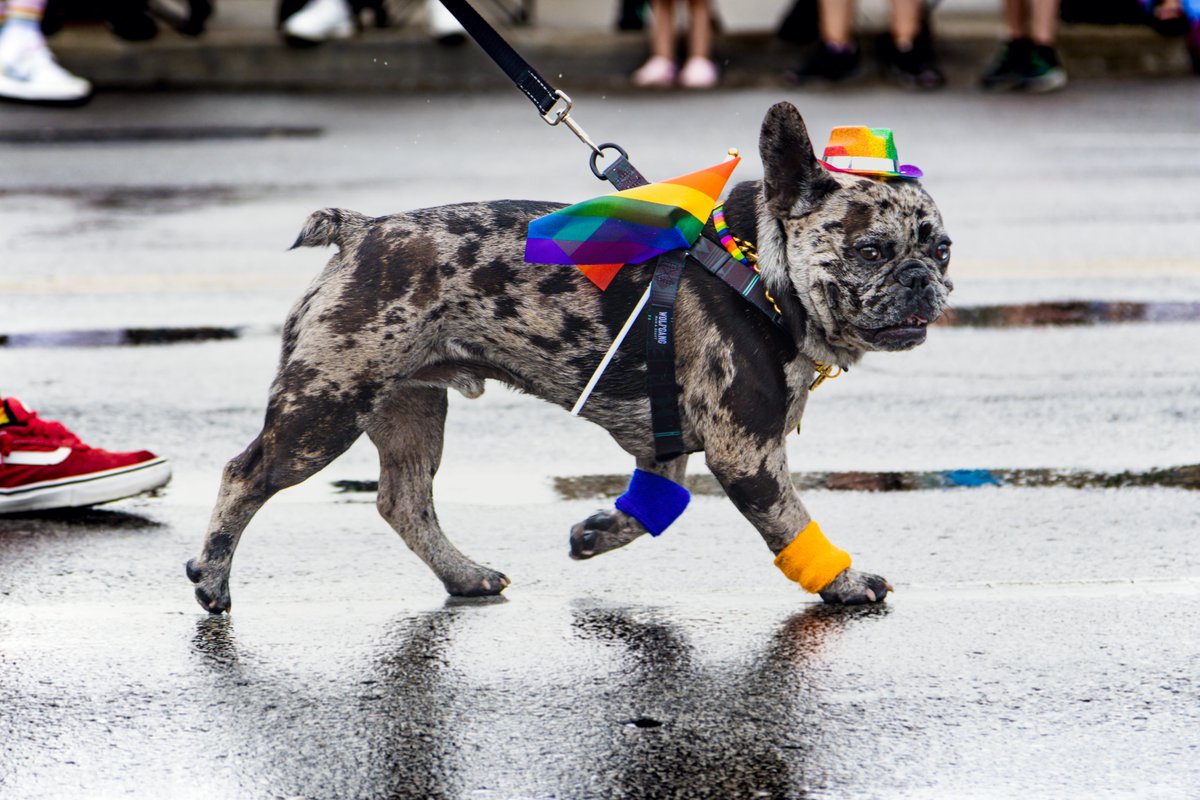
894, 261, 928, 291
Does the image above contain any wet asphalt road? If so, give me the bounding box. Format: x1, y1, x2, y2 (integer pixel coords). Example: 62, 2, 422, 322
2, 84, 1200, 798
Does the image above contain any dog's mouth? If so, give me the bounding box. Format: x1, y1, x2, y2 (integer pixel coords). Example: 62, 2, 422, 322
859, 314, 929, 348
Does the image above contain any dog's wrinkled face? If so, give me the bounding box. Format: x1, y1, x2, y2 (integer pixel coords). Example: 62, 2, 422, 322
756, 103, 953, 361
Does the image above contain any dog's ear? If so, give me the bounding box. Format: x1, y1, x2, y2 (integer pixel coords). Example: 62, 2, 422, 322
759, 102, 834, 218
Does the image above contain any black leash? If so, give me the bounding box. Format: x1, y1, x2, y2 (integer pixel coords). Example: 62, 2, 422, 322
438, 0, 693, 457
437, 0, 648, 191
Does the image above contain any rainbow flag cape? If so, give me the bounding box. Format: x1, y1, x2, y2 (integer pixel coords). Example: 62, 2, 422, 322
525, 157, 740, 290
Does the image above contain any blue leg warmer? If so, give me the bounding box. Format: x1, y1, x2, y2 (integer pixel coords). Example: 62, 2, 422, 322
613, 469, 691, 537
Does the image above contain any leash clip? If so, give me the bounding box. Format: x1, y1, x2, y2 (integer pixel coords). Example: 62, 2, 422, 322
542, 90, 602, 156
540, 89, 574, 126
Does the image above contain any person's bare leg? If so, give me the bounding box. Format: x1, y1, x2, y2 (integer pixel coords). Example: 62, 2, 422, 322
685, 0, 711, 59
890, 0, 922, 48
1027, 0, 1059, 46
632, 0, 678, 86
648, 0, 675, 59
678, 0, 718, 87
1003, 0, 1028, 39
818, 0, 854, 47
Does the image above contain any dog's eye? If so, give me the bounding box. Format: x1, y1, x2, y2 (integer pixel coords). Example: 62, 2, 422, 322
858, 246, 883, 262
935, 243, 951, 263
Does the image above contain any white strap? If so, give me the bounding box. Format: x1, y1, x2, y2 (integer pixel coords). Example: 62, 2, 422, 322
570, 284, 652, 416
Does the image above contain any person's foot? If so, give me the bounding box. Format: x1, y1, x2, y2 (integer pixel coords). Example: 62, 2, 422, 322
981, 38, 1067, 93
786, 43, 862, 84
0, 45, 92, 106
881, 33, 944, 91
678, 56, 719, 89
0, 398, 171, 515
980, 37, 1032, 91
632, 55, 677, 88
281, 0, 356, 47
1020, 44, 1068, 93
106, 2, 160, 42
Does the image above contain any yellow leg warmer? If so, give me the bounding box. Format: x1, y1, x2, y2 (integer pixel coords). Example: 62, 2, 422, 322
773, 520, 852, 593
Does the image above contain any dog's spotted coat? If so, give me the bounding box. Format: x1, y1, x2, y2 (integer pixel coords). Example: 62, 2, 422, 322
187, 102, 952, 612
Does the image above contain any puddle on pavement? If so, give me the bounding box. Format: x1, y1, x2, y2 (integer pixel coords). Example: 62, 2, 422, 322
329, 465, 1200, 498
0, 184, 279, 213
0, 326, 277, 348
550, 465, 1200, 499
938, 301, 1200, 327
0, 125, 322, 144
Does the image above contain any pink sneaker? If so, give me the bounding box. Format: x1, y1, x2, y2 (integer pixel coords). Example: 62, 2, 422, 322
632, 55, 676, 88
0, 397, 170, 514
679, 56, 719, 89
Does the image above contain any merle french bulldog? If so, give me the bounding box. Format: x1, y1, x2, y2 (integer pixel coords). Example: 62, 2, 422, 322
186, 102, 952, 614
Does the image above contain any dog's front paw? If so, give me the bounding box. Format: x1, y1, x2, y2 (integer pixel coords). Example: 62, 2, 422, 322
186, 558, 232, 614
569, 510, 645, 560
443, 566, 510, 598
818, 569, 892, 605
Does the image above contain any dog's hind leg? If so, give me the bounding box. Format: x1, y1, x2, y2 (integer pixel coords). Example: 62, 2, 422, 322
186, 387, 368, 614
568, 455, 689, 560
368, 386, 510, 597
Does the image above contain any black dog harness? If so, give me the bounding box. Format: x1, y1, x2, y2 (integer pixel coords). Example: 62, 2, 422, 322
592, 157, 789, 461
643, 234, 790, 461
435, 0, 794, 460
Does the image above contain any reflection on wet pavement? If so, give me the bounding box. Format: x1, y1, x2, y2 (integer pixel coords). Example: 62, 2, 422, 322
0, 184, 282, 213
938, 300, 1200, 327
0, 126, 322, 144
0, 327, 253, 348
556, 463, 1200, 500
176, 602, 885, 799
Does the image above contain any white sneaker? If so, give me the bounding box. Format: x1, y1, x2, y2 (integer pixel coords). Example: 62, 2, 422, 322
679, 56, 719, 90
0, 46, 92, 105
631, 55, 677, 88
282, 0, 356, 44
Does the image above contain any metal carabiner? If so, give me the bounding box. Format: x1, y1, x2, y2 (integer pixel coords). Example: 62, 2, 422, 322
541, 90, 602, 156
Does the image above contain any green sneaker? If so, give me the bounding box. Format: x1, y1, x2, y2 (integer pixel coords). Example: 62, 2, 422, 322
980, 38, 1031, 91
1019, 44, 1068, 93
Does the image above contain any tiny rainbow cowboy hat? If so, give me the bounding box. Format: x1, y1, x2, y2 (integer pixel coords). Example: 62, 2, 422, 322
820, 126, 922, 180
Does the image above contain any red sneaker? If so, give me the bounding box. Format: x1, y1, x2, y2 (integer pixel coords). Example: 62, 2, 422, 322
0, 397, 171, 514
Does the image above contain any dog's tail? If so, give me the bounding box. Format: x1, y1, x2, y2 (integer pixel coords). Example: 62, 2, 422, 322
290, 208, 372, 250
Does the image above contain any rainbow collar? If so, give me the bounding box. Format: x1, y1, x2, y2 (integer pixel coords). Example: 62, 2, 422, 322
711, 205, 750, 264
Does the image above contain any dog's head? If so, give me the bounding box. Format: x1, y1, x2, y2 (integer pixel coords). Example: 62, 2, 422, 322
753, 102, 953, 367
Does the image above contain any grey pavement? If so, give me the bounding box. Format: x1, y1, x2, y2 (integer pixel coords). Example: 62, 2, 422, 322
2, 82, 1200, 798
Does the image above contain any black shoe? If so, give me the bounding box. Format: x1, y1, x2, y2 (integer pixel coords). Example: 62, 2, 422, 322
147, 0, 214, 37
787, 43, 862, 84
980, 38, 1032, 91
778, 0, 820, 46
107, 1, 160, 42
616, 0, 645, 31
1019, 44, 1068, 93
881, 31, 944, 91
